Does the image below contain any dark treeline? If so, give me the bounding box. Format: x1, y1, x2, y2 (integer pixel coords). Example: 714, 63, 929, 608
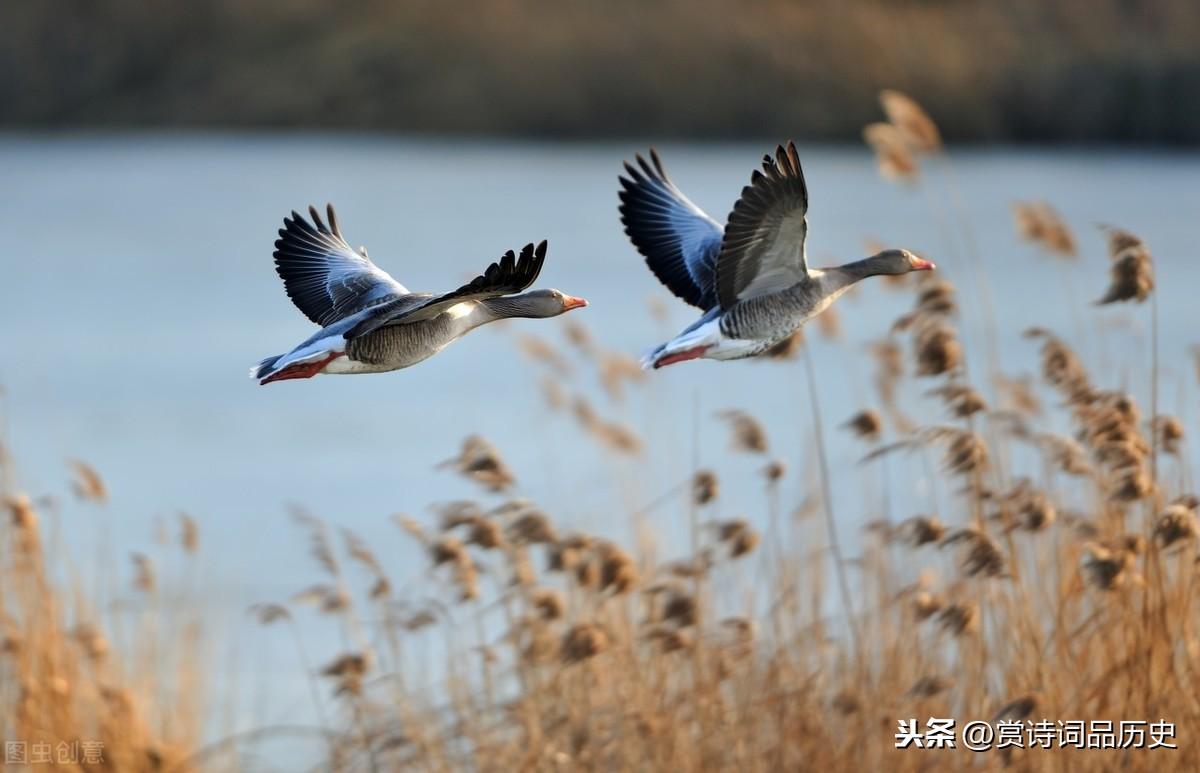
3, 0, 1199, 143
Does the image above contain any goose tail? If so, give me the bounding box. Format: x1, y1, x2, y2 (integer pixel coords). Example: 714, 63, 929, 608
643, 316, 724, 369
639, 344, 667, 371
250, 333, 347, 385
251, 354, 283, 380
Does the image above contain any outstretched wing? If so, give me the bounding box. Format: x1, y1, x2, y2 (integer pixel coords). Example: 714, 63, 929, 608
273, 204, 409, 327
619, 149, 723, 310
714, 142, 810, 309
344, 241, 547, 340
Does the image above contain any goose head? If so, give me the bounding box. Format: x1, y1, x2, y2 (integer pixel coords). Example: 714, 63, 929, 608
495, 289, 589, 318
866, 249, 936, 275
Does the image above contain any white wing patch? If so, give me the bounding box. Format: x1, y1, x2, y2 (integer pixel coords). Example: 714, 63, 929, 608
444, 301, 476, 320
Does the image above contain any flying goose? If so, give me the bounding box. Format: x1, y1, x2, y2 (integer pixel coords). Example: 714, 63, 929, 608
252, 205, 587, 385
619, 142, 934, 369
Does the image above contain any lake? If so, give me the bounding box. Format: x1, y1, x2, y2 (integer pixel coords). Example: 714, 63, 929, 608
2, 135, 1198, 742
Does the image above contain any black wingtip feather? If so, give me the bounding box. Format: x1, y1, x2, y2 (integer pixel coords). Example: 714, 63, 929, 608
307, 205, 326, 233
650, 148, 667, 178
452, 240, 548, 299
626, 158, 649, 185
636, 153, 656, 179
326, 203, 340, 237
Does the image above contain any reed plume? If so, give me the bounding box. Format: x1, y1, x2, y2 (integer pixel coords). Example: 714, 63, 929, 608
1013, 201, 1077, 257
879, 90, 942, 153
863, 123, 918, 181
841, 409, 882, 442
715, 410, 769, 454
438, 435, 516, 492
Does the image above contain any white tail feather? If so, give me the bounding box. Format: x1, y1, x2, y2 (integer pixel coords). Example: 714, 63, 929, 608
642, 318, 723, 369
251, 334, 345, 381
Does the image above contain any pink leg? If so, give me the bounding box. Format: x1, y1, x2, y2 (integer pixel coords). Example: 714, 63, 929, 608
654, 345, 712, 369
260, 352, 342, 385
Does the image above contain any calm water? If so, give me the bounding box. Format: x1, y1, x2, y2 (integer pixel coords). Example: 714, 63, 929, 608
2, 135, 1198, 741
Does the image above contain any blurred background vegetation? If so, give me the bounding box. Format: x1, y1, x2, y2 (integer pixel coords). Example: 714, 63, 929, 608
4, 0, 1199, 142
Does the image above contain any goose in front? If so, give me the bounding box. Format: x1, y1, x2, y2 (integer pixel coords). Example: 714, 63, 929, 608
619, 142, 934, 369
252, 205, 587, 385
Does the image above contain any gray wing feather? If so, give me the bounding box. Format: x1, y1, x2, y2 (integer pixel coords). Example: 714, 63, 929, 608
714, 142, 810, 309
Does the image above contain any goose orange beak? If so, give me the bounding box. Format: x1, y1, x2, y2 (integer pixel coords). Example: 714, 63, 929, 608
912, 258, 936, 271
563, 295, 589, 310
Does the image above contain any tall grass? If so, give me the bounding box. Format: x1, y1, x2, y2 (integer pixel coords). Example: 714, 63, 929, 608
228, 290, 1200, 770
0, 478, 207, 770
